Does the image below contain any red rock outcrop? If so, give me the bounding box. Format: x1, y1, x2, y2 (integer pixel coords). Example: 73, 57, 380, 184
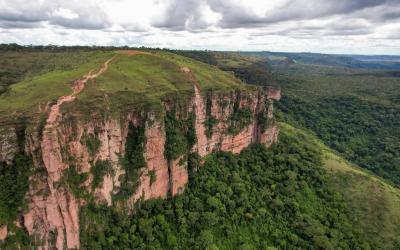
132, 118, 169, 201
0, 225, 7, 241
20, 56, 116, 249
170, 156, 189, 196
265, 86, 281, 101
0, 67, 280, 248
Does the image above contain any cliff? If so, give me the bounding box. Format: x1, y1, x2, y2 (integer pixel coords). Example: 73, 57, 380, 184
0, 51, 280, 249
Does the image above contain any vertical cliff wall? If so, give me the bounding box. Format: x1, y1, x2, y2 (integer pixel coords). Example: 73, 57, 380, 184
0, 76, 280, 249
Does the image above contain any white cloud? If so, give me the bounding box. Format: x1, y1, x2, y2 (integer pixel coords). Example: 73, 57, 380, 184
0, 0, 399, 54
52, 8, 79, 20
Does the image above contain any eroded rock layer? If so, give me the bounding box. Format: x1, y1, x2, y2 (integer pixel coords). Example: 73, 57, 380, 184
0, 84, 280, 249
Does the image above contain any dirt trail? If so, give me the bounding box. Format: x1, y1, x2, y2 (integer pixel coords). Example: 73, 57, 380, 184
46, 56, 116, 125
37, 55, 116, 250
180, 66, 208, 157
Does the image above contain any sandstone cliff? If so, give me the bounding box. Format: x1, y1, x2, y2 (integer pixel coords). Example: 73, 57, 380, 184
0, 55, 280, 249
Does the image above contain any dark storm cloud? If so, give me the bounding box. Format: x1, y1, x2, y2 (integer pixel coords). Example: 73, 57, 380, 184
0, 0, 111, 30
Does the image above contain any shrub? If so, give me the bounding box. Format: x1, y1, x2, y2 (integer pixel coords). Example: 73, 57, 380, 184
148, 170, 156, 186
115, 122, 146, 200
61, 166, 88, 198
91, 160, 113, 190
0, 154, 32, 225
164, 112, 188, 161
82, 133, 101, 157
228, 95, 252, 135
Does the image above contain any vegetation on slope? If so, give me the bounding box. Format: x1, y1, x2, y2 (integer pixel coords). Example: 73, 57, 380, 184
2, 47, 399, 249
186, 50, 400, 187
172, 50, 275, 86
282, 123, 400, 249
273, 64, 400, 186
243, 51, 400, 70
164, 111, 196, 161
115, 122, 146, 200
79, 123, 400, 249
91, 160, 114, 190
0, 154, 32, 226
277, 94, 400, 185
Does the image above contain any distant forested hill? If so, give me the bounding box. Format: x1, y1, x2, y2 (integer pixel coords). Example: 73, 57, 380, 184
175, 50, 400, 187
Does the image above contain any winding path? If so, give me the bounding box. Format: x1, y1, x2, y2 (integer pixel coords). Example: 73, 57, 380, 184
37, 55, 116, 250
45, 55, 116, 125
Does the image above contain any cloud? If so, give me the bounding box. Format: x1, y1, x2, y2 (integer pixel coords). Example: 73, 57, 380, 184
0, 0, 399, 54
149, 0, 398, 32
0, 20, 42, 29
207, 0, 391, 28
261, 0, 387, 23
0, 0, 111, 30
152, 0, 220, 31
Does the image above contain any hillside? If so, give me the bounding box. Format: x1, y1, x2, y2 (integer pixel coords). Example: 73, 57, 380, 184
176, 50, 400, 186
243, 51, 400, 70
0, 49, 280, 249
283, 123, 400, 249
0, 50, 248, 125
273, 62, 400, 186
54, 123, 400, 249
1, 48, 400, 249
168, 50, 400, 249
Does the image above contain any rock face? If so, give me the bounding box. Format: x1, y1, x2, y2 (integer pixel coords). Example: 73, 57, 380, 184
0, 225, 7, 241
0, 82, 280, 248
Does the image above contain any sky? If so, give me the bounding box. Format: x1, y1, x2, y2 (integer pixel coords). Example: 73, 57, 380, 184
0, 0, 399, 54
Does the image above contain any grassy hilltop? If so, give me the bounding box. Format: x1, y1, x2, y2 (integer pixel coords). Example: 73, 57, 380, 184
0, 49, 250, 126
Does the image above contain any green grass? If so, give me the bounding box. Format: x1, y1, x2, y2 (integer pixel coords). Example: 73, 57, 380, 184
0, 51, 115, 123
213, 52, 260, 68
97, 53, 193, 100
153, 51, 250, 92
63, 51, 252, 119
0, 51, 111, 93
1, 50, 253, 124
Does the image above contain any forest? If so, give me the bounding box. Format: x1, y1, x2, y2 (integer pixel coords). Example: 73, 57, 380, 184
77, 129, 372, 250
277, 95, 400, 185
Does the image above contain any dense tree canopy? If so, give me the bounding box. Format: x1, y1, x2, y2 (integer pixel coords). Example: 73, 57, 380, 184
80, 130, 369, 249
277, 95, 400, 186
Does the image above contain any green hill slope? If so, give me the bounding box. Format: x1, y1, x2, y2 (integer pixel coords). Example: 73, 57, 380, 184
282, 123, 400, 249
0, 50, 251, 126
64, 51, 249, 119
0, 51, 114, 124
